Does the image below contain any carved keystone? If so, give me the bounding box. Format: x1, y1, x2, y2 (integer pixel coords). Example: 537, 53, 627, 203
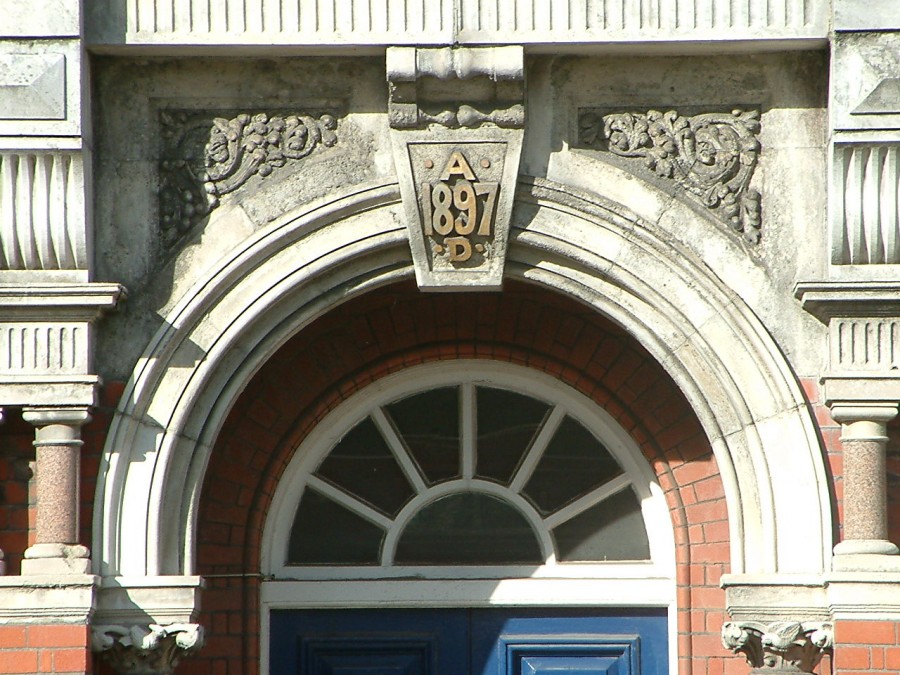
92, 623, 204, 675
388, 46, 525, 291
722, 621, 833, 674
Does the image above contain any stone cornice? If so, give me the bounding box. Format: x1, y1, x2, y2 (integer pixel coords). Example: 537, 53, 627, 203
0, 283, 125, 320
795, 281, 900, 321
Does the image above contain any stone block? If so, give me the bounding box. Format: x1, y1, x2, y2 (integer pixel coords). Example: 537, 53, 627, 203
831, 34, 900, 132
0, 39, 82, 137
3, 0, 80, 38
834, 0, 900, 31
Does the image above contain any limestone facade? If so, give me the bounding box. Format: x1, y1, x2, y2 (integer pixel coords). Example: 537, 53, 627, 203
1, 0, 900, 674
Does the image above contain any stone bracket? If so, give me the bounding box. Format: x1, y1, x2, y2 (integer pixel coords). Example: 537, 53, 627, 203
387, 46, 524, 290
722, 620, 833, 673
92, 622, 204, 675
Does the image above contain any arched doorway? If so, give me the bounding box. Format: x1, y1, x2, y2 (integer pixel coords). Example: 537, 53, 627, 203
94, 174, 831, 673
261, 361, 675, 674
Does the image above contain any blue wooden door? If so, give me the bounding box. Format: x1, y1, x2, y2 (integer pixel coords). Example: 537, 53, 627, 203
270, 608, 667, 675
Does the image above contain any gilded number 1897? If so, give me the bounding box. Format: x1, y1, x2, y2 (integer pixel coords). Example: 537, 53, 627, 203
422, 179, 499, 237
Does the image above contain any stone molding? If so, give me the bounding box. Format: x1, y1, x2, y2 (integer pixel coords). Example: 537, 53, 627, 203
0, 151, 88, 273
830, 142, 900, 264
0, 574, 97, 623
92, 622, 204, 675
0, 39, 83, 138
0, 283, 124, 407
578, 108, 762, 242
159, 109, 338, 249
796, 282, 900, 385
387, 46, 525, 130
85, 0, 828, 47
95, 179, 830, 580
721, 621, 833, 673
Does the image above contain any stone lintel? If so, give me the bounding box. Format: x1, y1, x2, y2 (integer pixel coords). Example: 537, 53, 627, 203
0, 378, 101, 408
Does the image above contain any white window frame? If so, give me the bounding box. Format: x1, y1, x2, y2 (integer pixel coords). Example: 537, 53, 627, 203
260, 360, 678, 673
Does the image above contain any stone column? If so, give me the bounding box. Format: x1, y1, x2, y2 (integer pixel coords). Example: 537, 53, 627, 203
831, 404, 899, 558
21, 407, 91, 575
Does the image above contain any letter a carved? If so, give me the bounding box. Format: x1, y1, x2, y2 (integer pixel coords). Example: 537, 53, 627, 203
440, 151, 476, 181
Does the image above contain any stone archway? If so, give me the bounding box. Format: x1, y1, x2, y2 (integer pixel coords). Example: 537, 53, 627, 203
94, 173, 831, 593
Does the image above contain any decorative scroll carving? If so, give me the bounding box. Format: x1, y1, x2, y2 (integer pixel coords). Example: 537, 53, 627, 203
159, 110, 338, 249
92, 623, 204, 675
722, 621, 833, 673
578, 108, 762, 243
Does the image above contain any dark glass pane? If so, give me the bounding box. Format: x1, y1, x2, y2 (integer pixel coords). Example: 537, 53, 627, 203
288, 489, 384, 564
475, 387, 550, 485
553, 488, 650, 561
395, 492, 543, 564
523, 416, 624, 515
315, 417, 413, 516
385, 387, 460, 484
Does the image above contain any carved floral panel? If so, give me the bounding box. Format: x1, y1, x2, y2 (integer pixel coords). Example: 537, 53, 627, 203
158, 109, 338, 251
578, 108, 762, 243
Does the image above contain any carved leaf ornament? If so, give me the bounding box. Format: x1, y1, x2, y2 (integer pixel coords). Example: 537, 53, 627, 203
159, 111, 337, 249
721, 621, 833, 673
579, 108, 762, 243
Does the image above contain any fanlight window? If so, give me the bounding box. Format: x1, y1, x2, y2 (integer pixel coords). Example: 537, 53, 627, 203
287, 382, 652, 567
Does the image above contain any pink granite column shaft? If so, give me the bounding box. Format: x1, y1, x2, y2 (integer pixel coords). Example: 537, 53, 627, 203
21, 407, 92, 575
831, 405, 899, 557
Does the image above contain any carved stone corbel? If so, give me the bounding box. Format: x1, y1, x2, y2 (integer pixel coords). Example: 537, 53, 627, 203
722, 621, 833, 674
387, 46, 525, 290
92, 623, 204, 675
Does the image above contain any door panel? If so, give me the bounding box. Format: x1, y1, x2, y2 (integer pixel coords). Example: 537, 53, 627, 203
271, 609, 468, 675
270, 608, 667, 675
471, 610, 666, 675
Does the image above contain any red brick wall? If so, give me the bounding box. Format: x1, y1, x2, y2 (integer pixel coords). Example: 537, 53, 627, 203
178, 280, 729, 675
834, 621, 900, 675
0, 411, 36, 575
0, 625, 91, 674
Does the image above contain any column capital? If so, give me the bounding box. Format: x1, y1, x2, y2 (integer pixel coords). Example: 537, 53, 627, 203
92, 623, 204, 675
829, 403, 898, 427
722, 620, 833, 674
22, 406, 91, 429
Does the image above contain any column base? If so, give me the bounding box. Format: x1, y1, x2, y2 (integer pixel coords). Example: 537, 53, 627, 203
21, 543, 91, 575
834, 539, 899, 556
